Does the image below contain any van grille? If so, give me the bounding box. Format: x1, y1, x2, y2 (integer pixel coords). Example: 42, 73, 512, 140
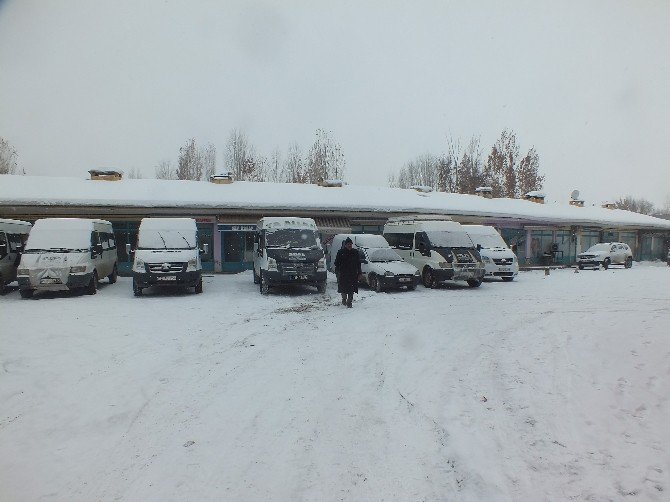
279, 262, 316, 276
493, 258, 514, 265
147, 262, 186, 273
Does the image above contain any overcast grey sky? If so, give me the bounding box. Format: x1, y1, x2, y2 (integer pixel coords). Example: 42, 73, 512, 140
1, 0, 668, 206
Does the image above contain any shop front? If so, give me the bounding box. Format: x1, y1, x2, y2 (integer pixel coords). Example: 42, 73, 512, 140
218, 224, 256, 273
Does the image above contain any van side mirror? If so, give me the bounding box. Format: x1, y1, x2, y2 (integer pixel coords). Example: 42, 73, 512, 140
253, 233, 259, 244
477, 244, 482, 251
126, 243, 132, 256
200, 243, 209, 255
446, 253, 454, 264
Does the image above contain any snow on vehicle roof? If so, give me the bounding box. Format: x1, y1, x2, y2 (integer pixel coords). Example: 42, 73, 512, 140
0, 218, 32, 232
462, 224, 499, 235
2, 174, 670, 230
139, 218, 196, 231
385, 219, 464, 232
353, 234, 389, 248
26, 218, 110, 250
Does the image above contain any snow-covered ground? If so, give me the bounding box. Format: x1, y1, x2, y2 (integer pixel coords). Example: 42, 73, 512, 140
1, 264, 669, 501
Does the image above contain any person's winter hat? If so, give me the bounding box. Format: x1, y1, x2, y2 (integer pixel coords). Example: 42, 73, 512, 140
344, 237, 353, 244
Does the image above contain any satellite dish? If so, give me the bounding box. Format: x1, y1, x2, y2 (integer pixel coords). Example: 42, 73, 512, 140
570, 189, 580, 200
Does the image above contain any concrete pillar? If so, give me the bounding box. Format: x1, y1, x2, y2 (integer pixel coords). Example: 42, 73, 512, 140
525, 228, 533, 265
213, 223, 222, 273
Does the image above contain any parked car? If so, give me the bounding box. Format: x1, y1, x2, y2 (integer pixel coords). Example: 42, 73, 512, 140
130, 218, 204, 296
464, 225, 519, 282
383, 216, 485, 288
328, 234, 419, 292
253, 217, 327, 294
577, 242, 633, 270
17, 218, 117, 298
0, 219, 31, 294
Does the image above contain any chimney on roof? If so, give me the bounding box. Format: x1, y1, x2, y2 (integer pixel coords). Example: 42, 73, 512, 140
89, 169, 123, 181
210, 172, 234, 184
524, 191, 546, 204
475, 186, 493, 198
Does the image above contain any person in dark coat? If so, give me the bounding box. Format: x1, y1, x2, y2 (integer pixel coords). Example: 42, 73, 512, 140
334, 237, 362, 308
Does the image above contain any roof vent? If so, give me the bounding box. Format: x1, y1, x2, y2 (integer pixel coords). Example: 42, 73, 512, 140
210, 172, 234, 184
89, 169, 123, 181
524, 190, 546, 204
319, 179, 347, 188
410, 185, 434, 193
475, 186, 493, 198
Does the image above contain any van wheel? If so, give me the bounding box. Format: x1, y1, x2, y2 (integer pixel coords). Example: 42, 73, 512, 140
624, 257, 633, 269
0, 274, 5, 295
501, 276, 514, 282
578, 264, 584, 270
422, 267, 435, 288
86, 272, 98, 295
260, 272, 269, 295
195, 279, 203, 294
133, 278, 143, 297
602, 258, 610, 270
373, 275, 383, 293
467, 279, 482, 288
19, 288, 33, 299
108, 264, 118, 284
317, 281, 326, 293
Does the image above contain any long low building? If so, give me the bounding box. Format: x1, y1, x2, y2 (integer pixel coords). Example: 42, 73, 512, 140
1, 173, 669, 273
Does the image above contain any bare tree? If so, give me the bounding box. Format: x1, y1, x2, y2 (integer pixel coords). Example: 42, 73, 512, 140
517, 147, 544, 196
282, 142, 305, 183
202, 143, 216, 181
457, 137, 485, 195
268, 148, 282, 183
155, 160, 176, 180
127, 167, 143, 179
485, 129, 519, 198
225, 129, 252, 180
176, 138, 203, 181
0, 137, 18, 175
305, 129, 346, 183
614, 196, 656, 215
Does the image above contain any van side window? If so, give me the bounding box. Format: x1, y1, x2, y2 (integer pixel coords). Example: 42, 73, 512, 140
91, 231, 100, 248
387, 232, 413, 250
8, 233, 22, 251
415, 232, 429, 251
101, 232, 111, 250
0, 232, 7, 259
108, 233, 116, 249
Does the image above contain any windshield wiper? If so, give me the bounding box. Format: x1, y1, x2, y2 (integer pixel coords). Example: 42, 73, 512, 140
177, 231, 194, 249
156, 231, 168, 249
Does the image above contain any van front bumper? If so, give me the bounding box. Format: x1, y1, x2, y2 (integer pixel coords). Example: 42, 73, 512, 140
263, 270, 327, 286
433, 265, 485, 283
133, 270, 202, 288
17, 272, 94, 291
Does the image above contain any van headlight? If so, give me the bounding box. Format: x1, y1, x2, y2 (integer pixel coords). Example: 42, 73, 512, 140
187, 258, 197, 271
267, 258, 277, 271
317, 258, 326, 270
69, 265, 87, 274
414, 270, 420, 276
17, 268, 29, 276
133, 259, 145, 272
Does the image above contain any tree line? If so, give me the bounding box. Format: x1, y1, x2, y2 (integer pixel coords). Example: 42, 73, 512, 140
388, 129, 545, 199
153, 128, 346, 185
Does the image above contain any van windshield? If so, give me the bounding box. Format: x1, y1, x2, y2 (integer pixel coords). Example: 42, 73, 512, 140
368, 248, 402, 263
138, 230, 195, 250
468, 232, 508, 249
266, 229, 319, 249
25, 230, 91, 252
426, 231, 474, 249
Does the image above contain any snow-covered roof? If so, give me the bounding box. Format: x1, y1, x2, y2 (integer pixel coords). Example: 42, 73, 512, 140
1, 174, 669, 230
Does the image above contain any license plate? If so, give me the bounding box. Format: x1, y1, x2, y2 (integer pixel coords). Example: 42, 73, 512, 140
399, 277, 411, 282
40, 278, 61, 284
157, 276, 177, 281
499, 267, 510, 272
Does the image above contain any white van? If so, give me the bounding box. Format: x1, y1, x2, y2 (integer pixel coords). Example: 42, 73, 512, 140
253, 217, 327, 294
130, 218, 203, 296
17, 218, 118, 298
463, 225, 519, 282
328, 233, 419, 292
383, 216, 485, 288
0, 219, 32, 294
